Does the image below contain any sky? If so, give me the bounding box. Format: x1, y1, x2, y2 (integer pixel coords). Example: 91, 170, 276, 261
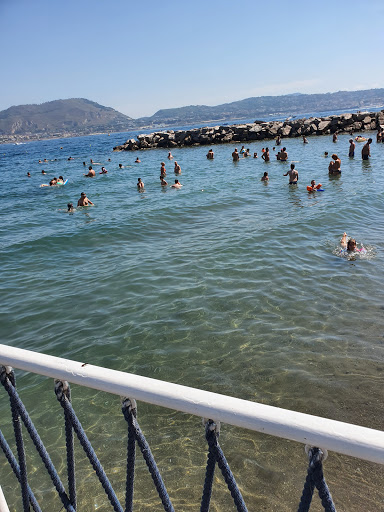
1, 0, 384, 119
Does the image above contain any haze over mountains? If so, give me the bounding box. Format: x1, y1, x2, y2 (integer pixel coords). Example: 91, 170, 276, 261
1, 89, 384, 143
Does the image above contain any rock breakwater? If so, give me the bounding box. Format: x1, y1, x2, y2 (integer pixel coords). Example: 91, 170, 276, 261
113, 111, 384, 151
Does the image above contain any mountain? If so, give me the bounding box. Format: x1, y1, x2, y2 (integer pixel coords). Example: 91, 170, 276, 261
0, 98, 135, 142
1, 89, 384, 143
136, 89, 384, 127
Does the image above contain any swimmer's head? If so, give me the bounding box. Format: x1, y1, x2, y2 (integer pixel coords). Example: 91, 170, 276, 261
324, 152, 328, 156
347, 238, 357, 251
67, 203, 73, 210
368, 138, 372, 143
290, 163, 295, 169
349, 139, 353, 143
81, 192, 86, 196
331, 154, 338, 160
311, 180, 315, 186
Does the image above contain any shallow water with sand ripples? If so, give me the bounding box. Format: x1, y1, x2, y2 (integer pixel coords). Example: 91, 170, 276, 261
0, 127, 383, 511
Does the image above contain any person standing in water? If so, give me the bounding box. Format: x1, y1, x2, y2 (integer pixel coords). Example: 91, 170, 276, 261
328, 154, 341, 174
284, 163, 298, 184
232, 148, 240, 161
348, 139, 355, 158
362, 138, 372, 160
174, 161, 181, 174
137, 178, 144, 189
262, 147, 270, 162
206, 149, 214, 159
77, 192, 94, 206
84, 166, 96, 177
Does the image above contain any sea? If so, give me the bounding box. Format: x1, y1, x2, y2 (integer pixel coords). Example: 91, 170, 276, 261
0, 116, 383, 511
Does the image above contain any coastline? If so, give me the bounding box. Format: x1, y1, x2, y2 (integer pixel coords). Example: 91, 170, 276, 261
113, 110, 384, 151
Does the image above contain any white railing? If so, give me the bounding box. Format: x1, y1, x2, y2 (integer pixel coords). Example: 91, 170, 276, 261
0, 343, 383, 465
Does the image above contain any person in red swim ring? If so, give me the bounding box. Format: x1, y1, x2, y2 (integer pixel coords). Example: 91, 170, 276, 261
307, 180, 322, 192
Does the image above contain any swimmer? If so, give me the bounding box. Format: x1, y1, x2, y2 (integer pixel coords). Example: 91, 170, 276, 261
261, 172, 269, 181
137, 178, 144, 189
168, 152, 173, 160
253, 152, 258, 158
119, 164, 123, 169
276, 136, 281, 145
324, 152, 329, 157
349, 139, 355, 158
307, 180, 322, 192
135, 157, 141, 163
333, 132, 338, 143
262, 147, 270, 162
100, 167, 108, 174
49, 177, 58, 186
206, 149, 214, 159
328, 154, 341, 174
279, 147, 288, 161
67, 203, 74, 212
240, 146, 245, 154
27, 172, 31, 177
84, 166, 96, 178
160, 176, 168, 186
68, 157, 74, 161
160, 162, 166, 176
174, 161, 181, 174
108, 158, 111, 162
284, 163, 298, 184
38, 160, 42, 164
243, 149, 250, 157
57, 176, 64, 184
83, 162, 86, 166
172, 179, 182, 189
340, 232, 365, 253
362, 138, 372, 160
302, 135, 308, 143
77, 192, 94, 206
41, 170, 46, 175
232, 148, 240, 161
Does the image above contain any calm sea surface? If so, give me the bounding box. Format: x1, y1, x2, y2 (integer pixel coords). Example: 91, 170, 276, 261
0, 128, 383, 511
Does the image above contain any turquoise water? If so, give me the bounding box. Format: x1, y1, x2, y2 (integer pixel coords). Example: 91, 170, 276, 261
0, 130, 383, 511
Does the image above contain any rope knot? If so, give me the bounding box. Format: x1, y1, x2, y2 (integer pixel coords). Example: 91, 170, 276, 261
305, 445, 328, 467
54, 380, 70, 401
121, 397, 137, 416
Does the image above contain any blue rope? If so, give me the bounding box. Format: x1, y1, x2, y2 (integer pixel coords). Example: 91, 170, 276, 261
200, 425, 216, 512
55, 381, 76, 510
4, 369, 30, 512
121, 399, 136, 512
297, 447, 336, 512
0, 370, 75, 512
122, 398, 175, 512
0, 428, 42, 512
55, 381, 123, 512
202, 420, 248, 512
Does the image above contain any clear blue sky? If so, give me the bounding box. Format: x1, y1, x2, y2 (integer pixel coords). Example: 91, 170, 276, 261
1, 0, 383, 118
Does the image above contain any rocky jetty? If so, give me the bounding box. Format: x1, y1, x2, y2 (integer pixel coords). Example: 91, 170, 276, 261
113, 111, 384, 151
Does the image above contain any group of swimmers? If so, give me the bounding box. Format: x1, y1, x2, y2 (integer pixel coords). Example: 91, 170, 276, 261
137, 157, 183, 190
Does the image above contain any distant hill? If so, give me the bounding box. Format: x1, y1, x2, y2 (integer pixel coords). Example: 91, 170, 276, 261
0, 98, 135, 142
1, 89, 384, 143
136, 89, 384, 127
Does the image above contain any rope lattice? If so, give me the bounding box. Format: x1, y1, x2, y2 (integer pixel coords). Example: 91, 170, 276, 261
0, 367, 75, 512
201, 419, 248, 512
0, 366, 338, 512
297, 446, 336, 512
122, 397, 175, 512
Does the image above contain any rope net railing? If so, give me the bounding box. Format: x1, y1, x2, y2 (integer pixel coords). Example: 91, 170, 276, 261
0, 364, 339, 512
1, 342, 383, 511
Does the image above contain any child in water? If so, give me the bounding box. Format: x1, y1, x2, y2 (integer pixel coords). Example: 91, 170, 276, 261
340, 232, 366, 253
